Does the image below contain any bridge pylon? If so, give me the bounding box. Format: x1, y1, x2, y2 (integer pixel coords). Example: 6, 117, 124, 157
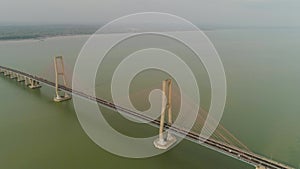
154, 79, 177, 149
53, 56, 71, 102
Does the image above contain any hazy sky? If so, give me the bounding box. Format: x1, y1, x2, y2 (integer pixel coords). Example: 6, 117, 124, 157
0, 0, 299, 27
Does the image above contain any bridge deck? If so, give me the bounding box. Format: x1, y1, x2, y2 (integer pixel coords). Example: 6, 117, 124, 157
0, 65, 295, 169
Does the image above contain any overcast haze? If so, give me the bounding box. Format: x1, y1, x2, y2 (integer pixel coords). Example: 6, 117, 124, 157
0, 0, 299, 27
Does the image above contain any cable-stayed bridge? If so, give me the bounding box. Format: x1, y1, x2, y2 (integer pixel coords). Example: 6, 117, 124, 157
0, 64, 295, 169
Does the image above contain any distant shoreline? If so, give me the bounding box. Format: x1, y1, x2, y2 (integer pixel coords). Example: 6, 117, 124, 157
0, 33, 92, 41
0, 29, 214, 42
1, 27, 299, 43
0, 34, 92, 43
0, 30, 207, 42
1, 24, 299, 42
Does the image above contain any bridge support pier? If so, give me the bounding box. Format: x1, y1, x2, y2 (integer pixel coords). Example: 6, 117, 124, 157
4, 70, 10, 76
28, 79, 41, 89
154, 79, 177, 150
53, 56, 71, 102
10, 72, 17, 79
24, 77, 30, 86
8, 71, 11, 76
17, 74, 25, 82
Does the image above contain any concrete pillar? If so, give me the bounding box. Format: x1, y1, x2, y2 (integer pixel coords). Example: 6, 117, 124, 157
17, 74, 25, 82
24, 77, 30, 86
153, 79, 177, 150
10, 72, 17, 79
4, 70, 10, 76
158, 80, 167, 142
8, 71, 13, 78
167, 79, 172, 125
53, 56, 71, 102
28, 79, 41, 89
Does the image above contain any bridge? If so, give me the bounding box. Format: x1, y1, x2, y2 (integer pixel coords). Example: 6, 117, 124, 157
0, 63, 295, 169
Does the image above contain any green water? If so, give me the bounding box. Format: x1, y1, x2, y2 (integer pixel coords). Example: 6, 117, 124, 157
0, 29, 300, 169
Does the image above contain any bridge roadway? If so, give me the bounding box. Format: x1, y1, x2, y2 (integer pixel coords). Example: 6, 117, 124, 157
0, 65, 294, 169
